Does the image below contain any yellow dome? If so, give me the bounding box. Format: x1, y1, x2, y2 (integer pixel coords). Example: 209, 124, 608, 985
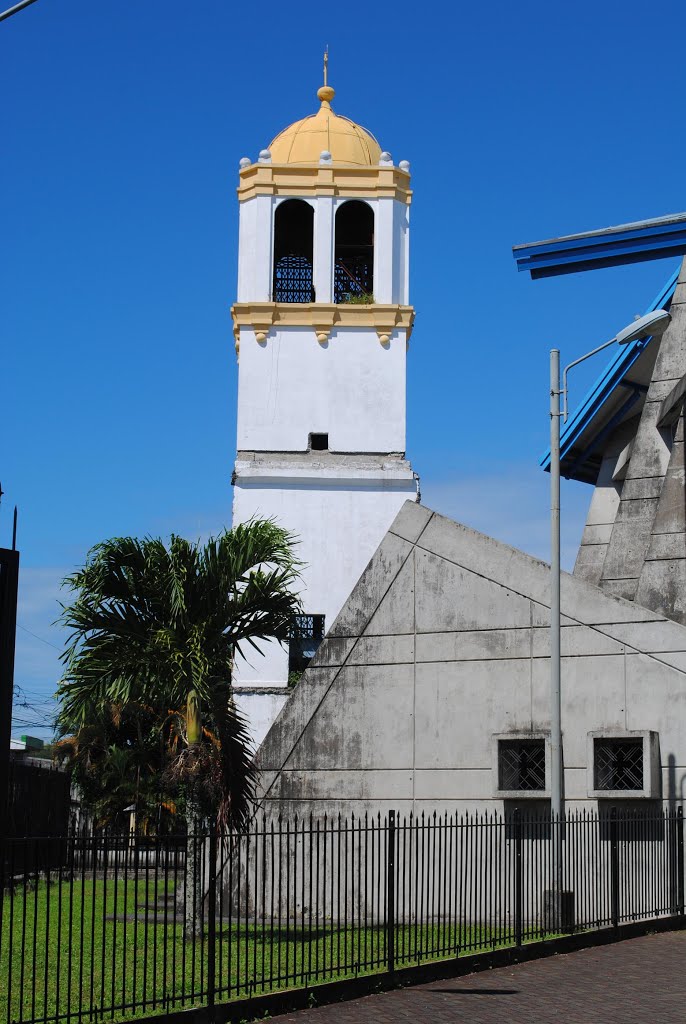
269, 87, 382, 167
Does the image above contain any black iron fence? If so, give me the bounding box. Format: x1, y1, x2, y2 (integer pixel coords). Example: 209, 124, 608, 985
6, 761, 72, 844
0, 808, 683, 1024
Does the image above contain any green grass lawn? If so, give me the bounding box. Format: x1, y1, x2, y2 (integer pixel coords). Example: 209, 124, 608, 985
1, 875, 525, 1024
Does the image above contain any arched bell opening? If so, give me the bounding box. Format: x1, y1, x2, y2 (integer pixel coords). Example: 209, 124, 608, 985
273, 199, 315, 303
334, 200, 374, 303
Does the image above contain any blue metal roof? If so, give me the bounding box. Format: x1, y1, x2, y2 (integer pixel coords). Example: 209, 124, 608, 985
539, 265, 680, 480
513, 213, 686, 279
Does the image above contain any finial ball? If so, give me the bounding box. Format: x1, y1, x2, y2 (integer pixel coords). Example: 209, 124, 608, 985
317, 85, 335, 104
239, 156, 251, 170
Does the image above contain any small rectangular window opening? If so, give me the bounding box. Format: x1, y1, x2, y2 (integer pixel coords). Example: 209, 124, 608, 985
288, 614, 325, 684
594, 737, 643, 792
498, 739, 546, 792
309, 433, 328, 451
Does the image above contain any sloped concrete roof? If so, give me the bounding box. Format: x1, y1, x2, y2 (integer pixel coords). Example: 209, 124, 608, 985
256, 502, 686, 813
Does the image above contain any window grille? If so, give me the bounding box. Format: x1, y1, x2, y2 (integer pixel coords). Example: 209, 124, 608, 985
498, 739, 546, 792
594, 738, 643, 791
334, 255, 373, 303
288, 614, 325, 677
273, 255, 315, 303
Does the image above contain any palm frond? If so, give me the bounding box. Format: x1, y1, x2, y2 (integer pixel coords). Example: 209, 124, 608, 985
56, 520, 302, 824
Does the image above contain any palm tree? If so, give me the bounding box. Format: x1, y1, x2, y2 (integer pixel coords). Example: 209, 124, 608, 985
56, 520, 302, 934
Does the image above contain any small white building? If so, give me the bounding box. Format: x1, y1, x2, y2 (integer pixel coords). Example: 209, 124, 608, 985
231, 78, 418, 745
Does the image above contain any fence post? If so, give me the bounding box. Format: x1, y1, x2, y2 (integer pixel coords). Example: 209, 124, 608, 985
677, 807, 684, 918
206, 821, 217, 1013
386, 809, 396, 974
610, 808, 619, 929
514, 809, 523, 948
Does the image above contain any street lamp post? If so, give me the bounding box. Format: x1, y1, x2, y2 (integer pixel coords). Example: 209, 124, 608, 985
548, 307, 672, 920
0, 0, 41, 23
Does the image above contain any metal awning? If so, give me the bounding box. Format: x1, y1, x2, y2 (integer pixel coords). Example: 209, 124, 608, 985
513, 213, 686, 279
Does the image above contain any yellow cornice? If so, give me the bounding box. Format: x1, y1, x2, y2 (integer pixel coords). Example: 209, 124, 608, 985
231, 302, 415, 350
237, 163, 412, 205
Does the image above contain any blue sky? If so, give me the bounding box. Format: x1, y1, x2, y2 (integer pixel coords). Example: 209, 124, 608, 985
3, 0, 685, 737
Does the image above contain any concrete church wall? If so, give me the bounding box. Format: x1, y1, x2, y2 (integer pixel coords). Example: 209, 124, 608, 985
574, 259, 686, 623
255, 502, 686, 818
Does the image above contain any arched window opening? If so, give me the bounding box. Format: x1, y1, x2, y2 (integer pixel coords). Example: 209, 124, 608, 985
273, 200, 315, 303
334, 201, 374, 303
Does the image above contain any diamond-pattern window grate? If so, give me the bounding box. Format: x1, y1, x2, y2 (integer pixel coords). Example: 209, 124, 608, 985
334, 255, 373, 303
273, 255, 315, 303
594, 738, 643, 791
498, 740, 546, 792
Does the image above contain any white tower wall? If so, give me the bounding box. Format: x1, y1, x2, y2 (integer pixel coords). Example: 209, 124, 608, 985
237, 195, 410, 307
232, 462, 416, 743
236, 325, 408, 453
230, 115, 417, 749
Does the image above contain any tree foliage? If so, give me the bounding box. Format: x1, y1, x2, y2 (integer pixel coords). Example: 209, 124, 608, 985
54, 697, 184, 830
56, 521, 302, 828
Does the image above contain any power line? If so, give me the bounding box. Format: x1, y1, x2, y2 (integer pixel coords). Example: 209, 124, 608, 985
17, 623, 62, 651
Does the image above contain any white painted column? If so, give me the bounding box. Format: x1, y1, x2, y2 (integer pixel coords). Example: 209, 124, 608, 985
313, 196, 334, 303
398, 202, 411, 305
374, 197, 395, 303
251, 195, 274, 301
237, 199, 256, 301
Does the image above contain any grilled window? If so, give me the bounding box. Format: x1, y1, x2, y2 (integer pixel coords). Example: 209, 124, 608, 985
288, 614, 325, 677
594, 738, 643, 791
498, 740, 546, 792
273, 199, 315, 303
334, 200, 374, 303
273, 254, 315, 303
334, 255, 373, 303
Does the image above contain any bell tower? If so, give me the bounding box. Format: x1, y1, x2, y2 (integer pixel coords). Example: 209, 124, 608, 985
231, 68, 418, 746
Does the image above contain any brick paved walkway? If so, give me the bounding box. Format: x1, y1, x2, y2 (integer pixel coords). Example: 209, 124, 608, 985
269, 932, 686, 1024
